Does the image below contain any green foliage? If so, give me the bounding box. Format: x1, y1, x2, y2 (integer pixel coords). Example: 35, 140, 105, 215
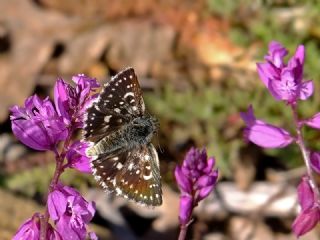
146, 80, 296, 176
5, 163, 93, 197
200, 0, 320, 172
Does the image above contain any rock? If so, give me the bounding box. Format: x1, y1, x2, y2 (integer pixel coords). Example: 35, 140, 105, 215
275, 230, 320, 240
223, 182, 297, 217
86, 184, 180, 240
195, 182, 298, 218
86, 188, 136, 240
0, 133, 26, 163
229, 216, 274, 240
148, 184, 180, 232
203, 233, 227, 240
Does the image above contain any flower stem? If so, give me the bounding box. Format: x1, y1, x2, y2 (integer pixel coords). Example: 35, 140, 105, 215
40, 151, 64, 240
178, 225, 188, 240
291, 104, 320, 200
39, 129, 73, 240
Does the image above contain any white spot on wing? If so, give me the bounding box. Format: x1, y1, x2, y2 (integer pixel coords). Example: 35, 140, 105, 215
124, 92, 134, 98
128, 163, 134, 170
116, 162, 123, 170
104, 115, 111, 122
143, 173, 152, 180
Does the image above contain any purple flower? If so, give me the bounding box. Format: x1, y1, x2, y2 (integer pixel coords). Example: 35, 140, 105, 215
48, 183, 96, 239
174, 147, 218, 226
303, 112, 320, 129
13, 213, 61, 240
10, 95, 67, 151
240, 105, 294, 148
13, 213, 40, 240
292, 176, 320, 237
54, 74, 100, 128
179, 195, 193, 225
257, 41, 313, 104
47, 224, 62, 240
66, 141, 91, 173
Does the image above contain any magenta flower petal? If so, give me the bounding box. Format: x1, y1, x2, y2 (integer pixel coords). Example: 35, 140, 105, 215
179, 195, 193, 225
203, 157, 216, 174
52, 183, 96, 238
310, 152, 320, 175
292, 208, 320, 238
196, 173, 218, 189
48, 189, 68, 221
297, 177, 314, 211
241, 106, 293, 148
304, 112, 320, 129
288, 45, 305, 81
53, 74, 100, 128
256, 63, 271, 89
13, 213, 40, 240
47, 224, 62, 240
240, 105, 256, 127
244, 122, 293, 148
54, 79, 71, 123
66, 141, 91, 173
10, 95, 67, 151
265, 41, 288, 68
198, 185, 215, 201
56, 214, 85, 240
256, 41, 310, 103
175, 166, 192, 194
256, 63, 282, 100
299, 80, 314, 100
273, 68, 299, 102
175, 147, 219, 227
293, 45, 305, 66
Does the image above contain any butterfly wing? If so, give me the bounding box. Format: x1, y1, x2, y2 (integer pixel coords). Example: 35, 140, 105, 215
84, 67, 162, 206
91, 144, 162, 206
83, 67, 145, 143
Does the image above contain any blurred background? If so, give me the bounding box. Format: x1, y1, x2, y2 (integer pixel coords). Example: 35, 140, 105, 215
1, 0, 320, 239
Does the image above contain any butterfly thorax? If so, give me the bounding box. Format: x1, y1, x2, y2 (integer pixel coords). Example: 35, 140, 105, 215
87, 115, 158, 157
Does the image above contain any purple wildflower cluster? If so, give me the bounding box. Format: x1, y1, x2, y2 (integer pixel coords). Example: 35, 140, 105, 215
11, 74, 99, 240
241, 41, 320, 237
175, 148, 218, 239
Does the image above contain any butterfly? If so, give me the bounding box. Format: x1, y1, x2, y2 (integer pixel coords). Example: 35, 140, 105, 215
83, 67, 162, 206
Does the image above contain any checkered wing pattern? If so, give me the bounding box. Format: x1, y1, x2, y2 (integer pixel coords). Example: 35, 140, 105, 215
83, 67, 145, 143
91, 144, 162, 206
83, 67, 162, 206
